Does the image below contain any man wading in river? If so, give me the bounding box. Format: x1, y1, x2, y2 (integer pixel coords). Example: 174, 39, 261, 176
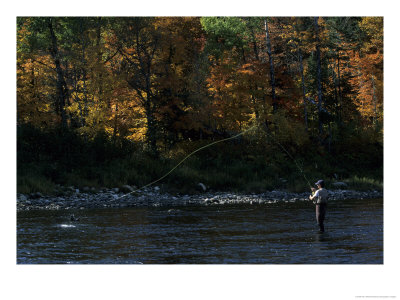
309, 180, 328, 233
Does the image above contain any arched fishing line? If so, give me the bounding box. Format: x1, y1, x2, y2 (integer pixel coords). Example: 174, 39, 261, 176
116, 124, 258, 199
116, 123, 313, 200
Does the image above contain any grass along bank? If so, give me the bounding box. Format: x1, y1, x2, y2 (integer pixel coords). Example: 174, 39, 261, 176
17, 153, 383, 196
17, 125, 383, 196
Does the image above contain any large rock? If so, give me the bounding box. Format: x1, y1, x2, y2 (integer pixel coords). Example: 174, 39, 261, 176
120, 185, 135, 193
204, 196, 219, 204
29, 192, 43, 199
19, 194, 28, 202
332, 182, 348, 189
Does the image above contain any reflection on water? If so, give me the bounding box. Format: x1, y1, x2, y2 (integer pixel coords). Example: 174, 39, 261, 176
17, 198, 383, 264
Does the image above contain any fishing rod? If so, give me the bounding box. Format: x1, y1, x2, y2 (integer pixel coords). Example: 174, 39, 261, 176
263, 128, 314, 191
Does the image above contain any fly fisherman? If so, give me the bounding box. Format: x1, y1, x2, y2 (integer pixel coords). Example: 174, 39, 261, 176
309, 180, 328, 233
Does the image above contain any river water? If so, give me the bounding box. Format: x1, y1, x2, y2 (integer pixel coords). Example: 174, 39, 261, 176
17, 198, 383, 264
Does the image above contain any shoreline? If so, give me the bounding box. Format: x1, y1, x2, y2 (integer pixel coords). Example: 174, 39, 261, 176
17, 188, 383, 212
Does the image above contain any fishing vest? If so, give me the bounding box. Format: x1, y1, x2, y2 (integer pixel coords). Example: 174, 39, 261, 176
314, 188, 328, 204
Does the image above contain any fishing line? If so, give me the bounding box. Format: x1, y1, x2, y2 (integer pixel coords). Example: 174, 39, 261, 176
116, 122, 313, 200
116, 124, 258, 199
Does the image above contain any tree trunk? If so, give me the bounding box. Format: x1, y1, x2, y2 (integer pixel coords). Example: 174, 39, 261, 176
298, 49, 308, 132
48, 18, 68, 129
79, 18, 88, 128
356, 66, 364, 110
112, 102, 119, 144
251, 91, 259, 122
330, 58, 341, 128
371, 74, 378, 126
313, 17, 323, 136
145, 99, 158, 156
249, 28, 261, 127
337, 55, 343, 125
264, 18, 277, 113
96, 17, 103, 100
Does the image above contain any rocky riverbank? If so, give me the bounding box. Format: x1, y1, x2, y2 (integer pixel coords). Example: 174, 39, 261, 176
16, 186, 383, 211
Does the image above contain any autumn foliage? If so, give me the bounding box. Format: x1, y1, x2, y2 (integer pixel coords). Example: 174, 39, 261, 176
17, 17, 383, 193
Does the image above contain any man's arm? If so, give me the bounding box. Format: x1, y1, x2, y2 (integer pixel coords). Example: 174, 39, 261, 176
309, 189, 319, 201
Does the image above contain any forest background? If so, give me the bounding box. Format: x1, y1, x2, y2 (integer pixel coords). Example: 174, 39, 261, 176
16, 16, 383, 195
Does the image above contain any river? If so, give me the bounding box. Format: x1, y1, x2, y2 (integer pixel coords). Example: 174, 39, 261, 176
17, 198, 383, 264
